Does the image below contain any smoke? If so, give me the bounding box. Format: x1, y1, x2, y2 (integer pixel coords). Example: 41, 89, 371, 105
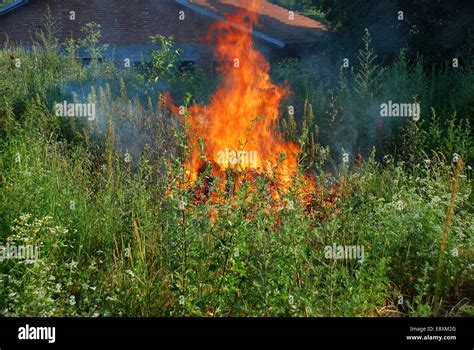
58, 78, 179, 168
279, 0, 414, 172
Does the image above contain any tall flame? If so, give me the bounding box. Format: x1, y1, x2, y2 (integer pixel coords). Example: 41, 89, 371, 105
178, 9, 300, 190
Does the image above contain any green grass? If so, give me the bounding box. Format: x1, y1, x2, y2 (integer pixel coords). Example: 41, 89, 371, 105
0, 124, 471, 316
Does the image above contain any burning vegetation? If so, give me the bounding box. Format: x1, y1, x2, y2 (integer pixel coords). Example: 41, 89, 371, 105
163, 10, 342, 215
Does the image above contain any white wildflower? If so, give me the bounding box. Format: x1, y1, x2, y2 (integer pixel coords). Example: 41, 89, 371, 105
287, 200, 295, 211
396, 200, 405, 211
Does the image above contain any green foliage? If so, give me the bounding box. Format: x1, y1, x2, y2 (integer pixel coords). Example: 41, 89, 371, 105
78, 22, 109, 64
314, 0, 474, 66
273, 27, 473, 166
269, 0, 327, 22
355, 29, 383, 99
1, 119, 471, 316
146, 35, 183, 83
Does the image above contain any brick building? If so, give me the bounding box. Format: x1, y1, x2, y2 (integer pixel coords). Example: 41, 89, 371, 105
0, 0, 327, 70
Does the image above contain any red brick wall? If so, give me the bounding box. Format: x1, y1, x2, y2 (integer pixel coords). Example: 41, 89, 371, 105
0, 0, 214, 45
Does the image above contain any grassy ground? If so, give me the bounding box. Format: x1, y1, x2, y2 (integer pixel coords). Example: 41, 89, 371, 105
0, 26, 472, 317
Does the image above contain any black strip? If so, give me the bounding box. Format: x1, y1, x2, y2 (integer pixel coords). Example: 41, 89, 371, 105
0, 317, 471, 347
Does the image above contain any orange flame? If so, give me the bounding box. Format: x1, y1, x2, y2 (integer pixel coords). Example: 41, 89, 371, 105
161, 7, 345, 222
176, 9, 301, 192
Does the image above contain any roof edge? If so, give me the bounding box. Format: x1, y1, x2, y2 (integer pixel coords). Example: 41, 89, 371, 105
175, 0, 286, 48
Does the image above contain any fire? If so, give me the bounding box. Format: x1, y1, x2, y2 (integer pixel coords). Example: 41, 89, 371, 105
170, 9, 302, 194
160, 7, 345, 220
